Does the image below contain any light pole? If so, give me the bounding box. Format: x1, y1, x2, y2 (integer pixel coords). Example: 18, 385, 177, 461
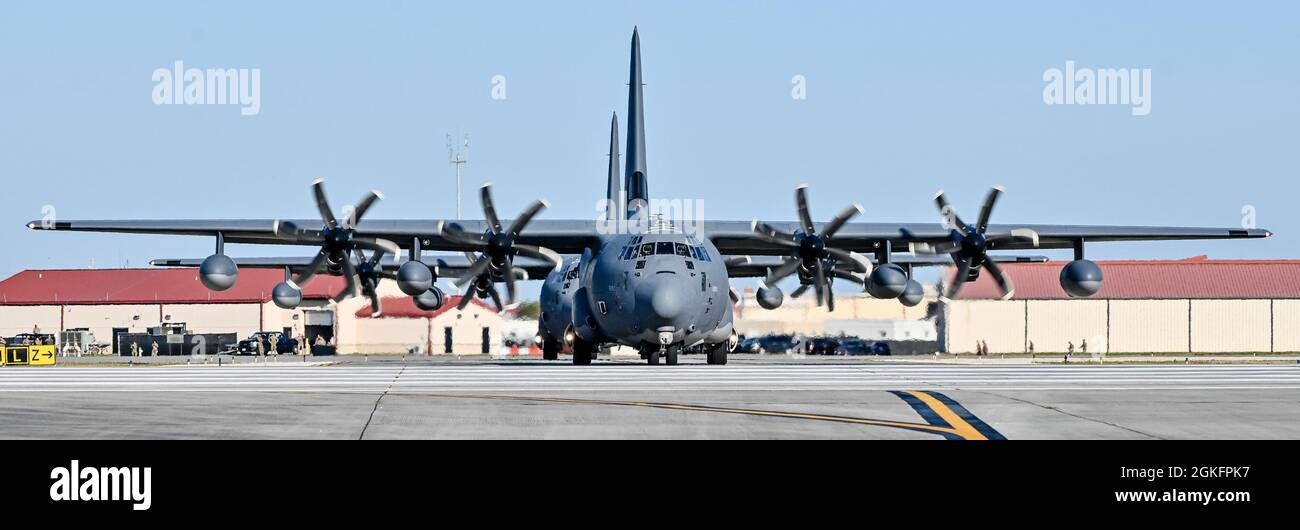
447, 133, 469, 219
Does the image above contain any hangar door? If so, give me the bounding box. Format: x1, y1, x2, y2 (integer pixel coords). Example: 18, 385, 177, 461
304, 310, 335, 345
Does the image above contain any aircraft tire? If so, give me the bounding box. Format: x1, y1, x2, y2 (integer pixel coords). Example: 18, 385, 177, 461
665, 346, 679, 366
707, 345, 728, 365
647, 350, 660, 365
572, 339, 593, 365
542, 338, 559, 361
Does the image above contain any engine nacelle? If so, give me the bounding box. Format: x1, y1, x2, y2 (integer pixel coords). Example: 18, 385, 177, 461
899, 279, 924, 307
756, 286, 784, 310
272, 281, 303, 309
414, 287, 446, 311
199, 254, 239, 291
396, 261, 435, 296
866, 264, 908, 299
1060, 259, 1104, 297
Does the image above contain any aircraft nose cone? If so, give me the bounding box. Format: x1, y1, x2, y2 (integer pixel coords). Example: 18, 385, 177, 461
649, 286, 683, 321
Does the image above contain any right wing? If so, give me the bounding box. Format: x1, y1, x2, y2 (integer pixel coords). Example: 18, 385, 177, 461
151, 254, 563, 281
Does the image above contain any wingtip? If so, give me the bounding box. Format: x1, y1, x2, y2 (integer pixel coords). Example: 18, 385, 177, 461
540, 198, 552, 209
852, 203, 865, 214
372, 190, 385, 200
796, 182, 809, 190
25, 221, 39, 230
933, 189, 945, 199
480, 181, 493, 189
993, 184, 1005, 192
311, 177, 324, 186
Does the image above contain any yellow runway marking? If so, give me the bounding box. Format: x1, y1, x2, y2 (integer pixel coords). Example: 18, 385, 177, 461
399, 392, 995, 440
901, 390, 988, 441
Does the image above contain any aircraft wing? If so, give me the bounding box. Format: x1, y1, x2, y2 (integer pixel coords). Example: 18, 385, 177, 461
151, 254, 562, 280
723, 254, 1050, 279
705, 221, 1271, 255
31, 219, 604, 255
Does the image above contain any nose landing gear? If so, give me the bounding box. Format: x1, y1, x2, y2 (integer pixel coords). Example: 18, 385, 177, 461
650, 330, 678, 365
644, 344, 679, 366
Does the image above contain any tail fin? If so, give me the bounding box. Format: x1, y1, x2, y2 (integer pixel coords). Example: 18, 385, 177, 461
624, 27, 649, 209
606, 113, 621, 221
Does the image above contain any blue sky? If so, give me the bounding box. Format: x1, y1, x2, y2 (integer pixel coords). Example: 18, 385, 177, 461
1, 1, 1296, 286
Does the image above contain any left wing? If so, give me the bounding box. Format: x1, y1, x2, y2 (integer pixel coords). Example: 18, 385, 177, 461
723, 254, 1050, 279
706, 220, 1270, 255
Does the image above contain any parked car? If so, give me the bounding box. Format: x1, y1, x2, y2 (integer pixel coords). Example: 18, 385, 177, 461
836, 339, 891, 356
237, 332, 297, 355
736, 337, 763, 353
805, 337, 841, 355
753, 335, 796, 354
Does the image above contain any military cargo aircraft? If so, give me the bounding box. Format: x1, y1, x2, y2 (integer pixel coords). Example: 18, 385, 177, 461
29, 28, 1271, 365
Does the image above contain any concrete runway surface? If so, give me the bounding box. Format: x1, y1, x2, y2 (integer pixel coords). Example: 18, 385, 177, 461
2, 356, 1299, 439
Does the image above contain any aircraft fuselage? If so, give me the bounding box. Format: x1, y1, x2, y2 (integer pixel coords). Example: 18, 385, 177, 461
539, 228, 734, 354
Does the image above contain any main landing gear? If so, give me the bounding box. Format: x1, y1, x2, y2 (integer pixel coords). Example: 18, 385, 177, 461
571, 338, 595, 366
706, 342, 729, 365
541, 335, 559, 361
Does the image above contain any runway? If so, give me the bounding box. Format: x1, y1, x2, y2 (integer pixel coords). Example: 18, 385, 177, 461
2, 359, 1299, 439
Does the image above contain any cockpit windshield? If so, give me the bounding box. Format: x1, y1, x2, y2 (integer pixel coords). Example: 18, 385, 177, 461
627, 240, 711, 261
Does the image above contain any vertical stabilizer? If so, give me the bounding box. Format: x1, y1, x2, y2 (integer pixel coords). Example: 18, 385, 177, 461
606, 113, 621, 221
624, 27, 649, 208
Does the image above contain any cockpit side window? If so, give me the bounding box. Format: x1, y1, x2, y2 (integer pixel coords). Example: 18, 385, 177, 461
640, 243, 654, 257
688, 246, 710, 261
675, 243, 689, 257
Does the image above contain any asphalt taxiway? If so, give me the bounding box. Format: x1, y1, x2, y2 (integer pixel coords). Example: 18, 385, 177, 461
2, 355, 1299, 439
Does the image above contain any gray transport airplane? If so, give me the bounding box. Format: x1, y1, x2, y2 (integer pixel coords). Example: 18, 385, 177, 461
29, 28, 1271, 365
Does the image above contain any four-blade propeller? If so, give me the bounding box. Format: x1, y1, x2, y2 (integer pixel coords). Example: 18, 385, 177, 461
916, 186, 1039, 300
751, 184, 871, 312
439, 182, 560, 312
271, 179, 399, 312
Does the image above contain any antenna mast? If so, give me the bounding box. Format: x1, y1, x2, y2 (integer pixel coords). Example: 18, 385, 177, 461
447, 133, 469, 219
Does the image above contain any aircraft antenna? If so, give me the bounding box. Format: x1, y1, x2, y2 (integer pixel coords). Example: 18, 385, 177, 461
447, 133, 470, 219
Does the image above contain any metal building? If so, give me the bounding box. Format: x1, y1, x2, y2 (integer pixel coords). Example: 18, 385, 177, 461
351, 295, 503, 355
0, 268, 503, 355
943, 257, 1300, 354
